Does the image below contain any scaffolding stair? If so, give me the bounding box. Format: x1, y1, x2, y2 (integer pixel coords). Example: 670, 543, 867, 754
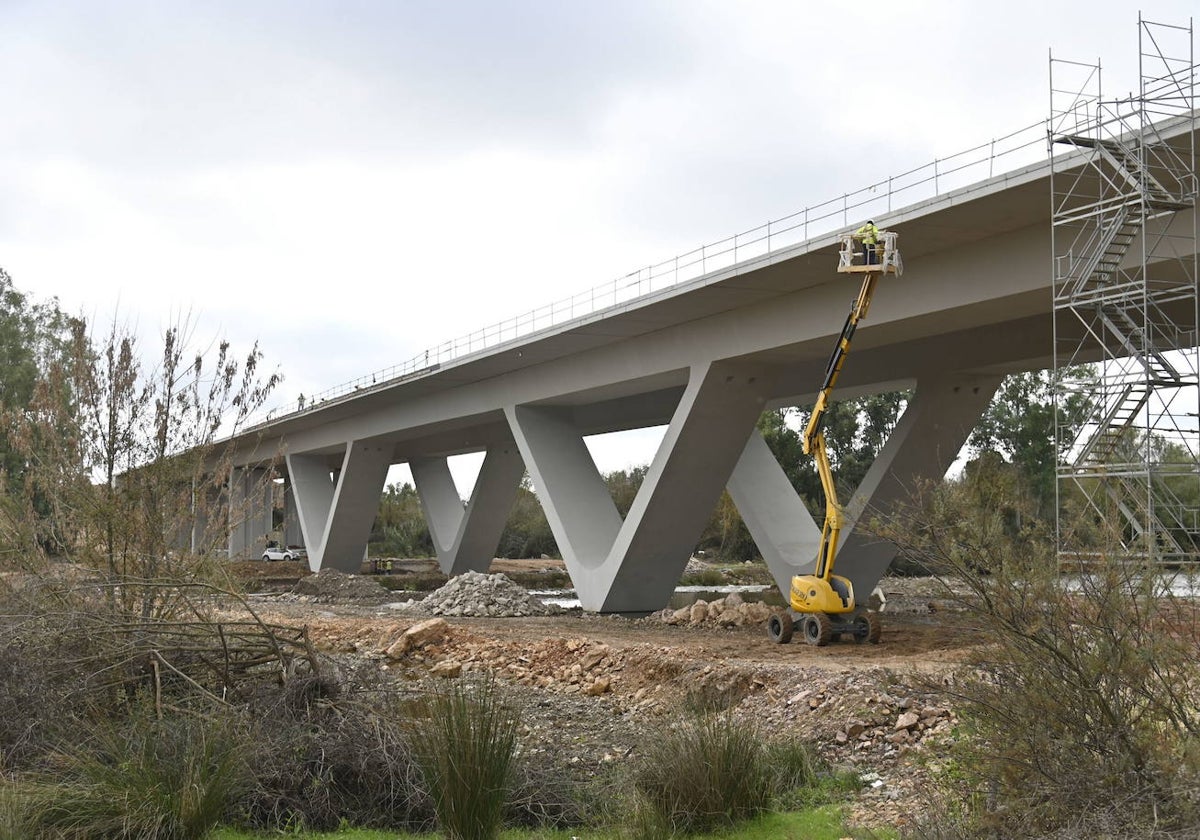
1073, 302, 1185, 466
1056, 130, 1194, 550
1096, 305, 1183, 383
1112, 474, 1191, 557
1074, 382, 1150, 465
1055, 204, 1143, 301
1056, 134, 1192, 211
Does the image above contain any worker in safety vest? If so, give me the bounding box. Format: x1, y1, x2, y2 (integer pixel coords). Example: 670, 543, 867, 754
855, 220, 880, 265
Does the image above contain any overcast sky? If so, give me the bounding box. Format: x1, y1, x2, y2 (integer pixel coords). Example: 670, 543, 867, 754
2, 1, 1194, 487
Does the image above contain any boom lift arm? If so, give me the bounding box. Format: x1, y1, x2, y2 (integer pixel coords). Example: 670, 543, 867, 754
766, 228, 901, 647
804, 270, 880, 584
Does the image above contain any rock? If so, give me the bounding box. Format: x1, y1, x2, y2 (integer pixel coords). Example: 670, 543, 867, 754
717, 610, 740, 628
724, 591, 745, 608
430, 659, 462, 678
689, 601, 709, 623
584, 676, 611, 696
670, 607, 692, 624
580, 644, 611, 670
386, 617, 449, 658
895, 711, 920, 731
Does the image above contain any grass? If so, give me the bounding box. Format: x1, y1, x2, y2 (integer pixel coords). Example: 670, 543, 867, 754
209, 806, 890, 838
410, 676, 520, 840
18, 712, 245, 840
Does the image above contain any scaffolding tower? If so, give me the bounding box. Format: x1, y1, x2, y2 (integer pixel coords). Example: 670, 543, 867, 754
1050, 15, 1199, 564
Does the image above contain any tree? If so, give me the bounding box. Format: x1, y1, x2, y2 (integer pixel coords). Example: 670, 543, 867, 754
761, 391, 910, 519
0, 269, 75, 494
497, 475, 557, 559
968, 368, 1093, 520
370, 482, 433, 557
11, 308, 282, 618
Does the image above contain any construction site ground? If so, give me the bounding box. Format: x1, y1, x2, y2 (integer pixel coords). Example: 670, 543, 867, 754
227, 558, 986, 833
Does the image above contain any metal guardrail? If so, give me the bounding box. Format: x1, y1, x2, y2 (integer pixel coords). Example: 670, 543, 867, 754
254, 118, 1050, 426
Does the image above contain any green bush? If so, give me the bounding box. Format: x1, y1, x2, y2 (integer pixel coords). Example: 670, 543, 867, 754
630, 711, 841, 838
633, 712, 772, 835
409, 676, 520, 840
28, 711, 246, 840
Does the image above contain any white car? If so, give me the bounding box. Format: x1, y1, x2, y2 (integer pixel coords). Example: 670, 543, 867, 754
262, 544, 306, 562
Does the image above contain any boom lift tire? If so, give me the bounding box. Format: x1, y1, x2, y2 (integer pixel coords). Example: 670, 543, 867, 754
852, 611, 882, 644
767, 611, 794, 644
802, 612, 834, 647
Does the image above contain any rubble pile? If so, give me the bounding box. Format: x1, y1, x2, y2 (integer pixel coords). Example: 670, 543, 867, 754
398, 571, 562, 617
380, 629, 627, 696
657, 592, 775, 628
742, 667, 956, 763
291, 570, 392, 604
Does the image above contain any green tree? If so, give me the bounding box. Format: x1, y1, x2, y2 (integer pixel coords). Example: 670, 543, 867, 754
604, 465, 648, 518
762, 392, 910, 519
497, 475, 557, 559
369, 481, 433, 557
968, 368, 1093, 519
0, 269, 75, 493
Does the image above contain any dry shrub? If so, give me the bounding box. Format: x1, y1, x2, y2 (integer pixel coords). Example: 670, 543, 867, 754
632, 711, 772, 836
235, 671, 431, 832
876, 481, 1200, 838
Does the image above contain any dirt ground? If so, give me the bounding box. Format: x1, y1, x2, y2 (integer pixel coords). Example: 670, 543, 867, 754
225, 558, 987, 833
235, 557, 984, 670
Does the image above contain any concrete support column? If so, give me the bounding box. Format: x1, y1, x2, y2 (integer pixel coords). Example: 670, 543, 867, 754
411, 444, 526, 575
835, 374, 1002, 596
190, 483, 225, 556
287, 441, 392, 573
726, 429, 822, 598
507, 361, 775, 612
228, 466, 272, 560
282, 482, 304, 548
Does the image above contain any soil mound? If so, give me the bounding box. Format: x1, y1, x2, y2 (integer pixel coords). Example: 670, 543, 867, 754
292, 570, 392, 604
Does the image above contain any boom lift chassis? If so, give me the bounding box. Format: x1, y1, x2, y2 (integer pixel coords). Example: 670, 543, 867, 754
768, 229, 901, 646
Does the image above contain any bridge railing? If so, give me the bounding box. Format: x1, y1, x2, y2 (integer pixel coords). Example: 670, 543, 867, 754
256, 118, 1049, 425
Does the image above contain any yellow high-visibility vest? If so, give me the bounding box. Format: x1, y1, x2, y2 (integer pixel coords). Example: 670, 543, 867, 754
855, 223, 879, 245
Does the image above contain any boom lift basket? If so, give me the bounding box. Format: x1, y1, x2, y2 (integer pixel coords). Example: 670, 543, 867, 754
838, 230, 903, 275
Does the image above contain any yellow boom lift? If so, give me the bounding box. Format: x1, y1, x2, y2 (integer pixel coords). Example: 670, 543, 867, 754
767, 227, 902, 646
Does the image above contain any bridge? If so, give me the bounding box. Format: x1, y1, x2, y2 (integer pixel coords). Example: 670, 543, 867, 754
219, 113, 1200, 613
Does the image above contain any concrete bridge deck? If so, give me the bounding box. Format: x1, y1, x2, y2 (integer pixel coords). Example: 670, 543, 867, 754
222, 113, 1199, 612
